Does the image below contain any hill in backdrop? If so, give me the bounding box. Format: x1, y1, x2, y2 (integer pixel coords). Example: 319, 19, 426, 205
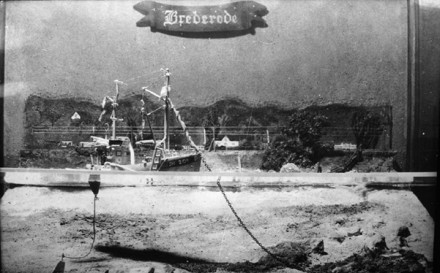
23, 95, 392, 150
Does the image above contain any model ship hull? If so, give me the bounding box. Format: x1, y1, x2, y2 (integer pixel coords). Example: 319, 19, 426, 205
155, 153, 202, 172
90, 69, 203, 172
97, 150, 202, 172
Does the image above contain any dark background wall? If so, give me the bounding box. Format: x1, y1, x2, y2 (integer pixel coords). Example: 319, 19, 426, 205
3, 0, 433, 169
411, 0, 440, 171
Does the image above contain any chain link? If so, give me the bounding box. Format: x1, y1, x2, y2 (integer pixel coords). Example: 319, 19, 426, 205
201, 156, 212, 172
201, 154, 294, 268
63, 196, 98, 260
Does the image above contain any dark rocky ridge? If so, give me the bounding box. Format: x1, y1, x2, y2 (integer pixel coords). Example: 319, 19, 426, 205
8, 94, 401, 171
23, 95, 392, 149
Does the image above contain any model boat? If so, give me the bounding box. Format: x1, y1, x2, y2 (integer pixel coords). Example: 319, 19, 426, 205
87, 69, 202, 172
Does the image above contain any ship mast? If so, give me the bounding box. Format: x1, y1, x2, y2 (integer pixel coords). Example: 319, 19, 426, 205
111, 80, 123, 140
163, 68, 171, 151
141, 69, 171, 150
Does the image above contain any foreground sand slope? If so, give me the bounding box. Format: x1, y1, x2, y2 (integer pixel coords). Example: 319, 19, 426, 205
1, 184, 434, 273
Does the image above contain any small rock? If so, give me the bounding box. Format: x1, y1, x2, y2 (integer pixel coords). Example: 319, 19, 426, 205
379, 157, 396, 172
164, 264, 175, 273
358, 246, 371, 257
314, 162, 322, 173
397, 226, 411, 238
418, 256, 428, 268
128, 267, 154, 273
331, 262, 354, 273
335, 217, 346, 226
259, 241, 309, 265
272, 268, 306, 273
330, 231, 346, 243
399, 237, 409, 247
280, 163, 301, 173
347, 228, 362, 237
311, 240, 327, 255
381, 252, 402, 258
372, 220, 385, 229
371, 234, 388, 253
173, 268, 192, 273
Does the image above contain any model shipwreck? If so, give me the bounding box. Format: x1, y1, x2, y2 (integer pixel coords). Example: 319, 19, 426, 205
87, 69, 202, 172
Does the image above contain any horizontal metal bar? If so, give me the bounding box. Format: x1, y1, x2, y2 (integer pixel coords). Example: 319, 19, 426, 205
0, 168, 435, 189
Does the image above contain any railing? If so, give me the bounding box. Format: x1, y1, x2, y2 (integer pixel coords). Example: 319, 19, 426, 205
30, 125, 392, 150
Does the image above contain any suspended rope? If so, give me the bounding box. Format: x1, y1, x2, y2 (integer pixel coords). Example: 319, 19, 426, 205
62, 196, 98, 260
125, 75, 163, 87
111, 73, 164, 94
121, 69, 163, 84
148, 105, 165, 116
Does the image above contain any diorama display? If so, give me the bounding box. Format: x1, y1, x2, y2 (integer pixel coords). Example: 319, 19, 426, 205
1, 0, 437, 273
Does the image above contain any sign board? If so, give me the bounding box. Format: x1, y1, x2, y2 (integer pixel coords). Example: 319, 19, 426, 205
134, 1, 268, 36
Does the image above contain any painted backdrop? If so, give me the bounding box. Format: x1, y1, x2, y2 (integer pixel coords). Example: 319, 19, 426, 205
4, 0, 408, 162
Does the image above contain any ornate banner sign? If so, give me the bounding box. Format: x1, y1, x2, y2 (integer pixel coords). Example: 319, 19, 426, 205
133, 1, 268, 36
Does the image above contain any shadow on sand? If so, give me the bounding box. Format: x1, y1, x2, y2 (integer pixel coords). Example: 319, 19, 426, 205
95, 244, 303, 272
95, 245, 214, 265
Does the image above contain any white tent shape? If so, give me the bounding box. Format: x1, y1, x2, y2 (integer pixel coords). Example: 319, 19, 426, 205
71, 112, 81, 120
215, 135, 239, 148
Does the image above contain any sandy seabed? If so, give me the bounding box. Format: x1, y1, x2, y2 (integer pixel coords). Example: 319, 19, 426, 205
0, 182, 435, 273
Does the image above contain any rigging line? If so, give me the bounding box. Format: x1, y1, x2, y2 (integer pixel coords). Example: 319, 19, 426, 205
246, 110, 253, 135
125, 74, 163, 85
122, 70, 162, 83
62, 196, 98, 260
122, 75, 164, 88
159, 66, 185, 77
168, 98, 200, 153
147, 105, 165, 116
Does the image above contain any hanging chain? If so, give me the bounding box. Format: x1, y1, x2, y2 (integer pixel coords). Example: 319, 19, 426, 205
201, 156, 212, 172
62, 196, 98, 260
201, 156, 293, 268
